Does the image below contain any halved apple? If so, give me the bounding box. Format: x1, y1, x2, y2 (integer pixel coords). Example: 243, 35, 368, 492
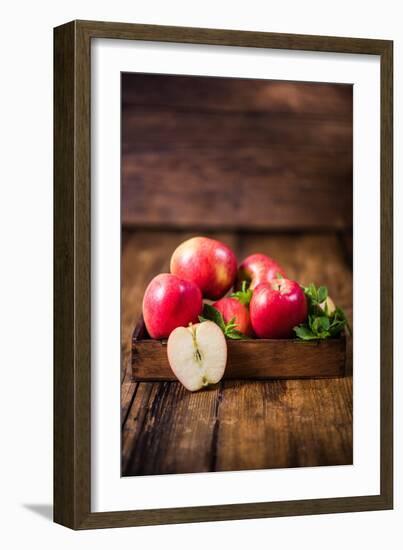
167, 321, 227, 391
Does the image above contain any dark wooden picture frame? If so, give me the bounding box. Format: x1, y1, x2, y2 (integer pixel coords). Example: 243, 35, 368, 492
54, 20, 393, 529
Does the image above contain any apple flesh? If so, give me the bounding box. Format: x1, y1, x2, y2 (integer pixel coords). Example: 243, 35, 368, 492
213, 297, 253, 336
170, 236, 237, 300
237, 253, 286, 290
142, 273, 203, 339
250, 279, 308, 338
167, 321, 227, 391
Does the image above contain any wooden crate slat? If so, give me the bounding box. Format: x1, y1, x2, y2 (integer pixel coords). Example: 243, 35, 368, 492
132, 320, 346, 381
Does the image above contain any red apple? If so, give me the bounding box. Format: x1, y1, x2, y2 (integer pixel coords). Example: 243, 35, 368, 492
170, 236, 237, 300
142, 273, 203, 339
213, 297, 253, 336
250, 279, 308, 338
237, 253, 286, 290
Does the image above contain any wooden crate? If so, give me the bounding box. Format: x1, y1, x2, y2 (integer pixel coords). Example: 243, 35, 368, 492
132, 316, 346, 381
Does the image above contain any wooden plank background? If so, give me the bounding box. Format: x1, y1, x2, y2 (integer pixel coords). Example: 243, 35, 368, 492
122, 74, 352, 230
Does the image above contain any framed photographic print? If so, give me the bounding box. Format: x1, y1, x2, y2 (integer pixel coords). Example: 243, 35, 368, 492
54, 20, 393, 529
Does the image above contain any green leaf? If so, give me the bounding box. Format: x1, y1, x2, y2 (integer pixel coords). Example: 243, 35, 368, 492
305, 283, 318, 303
333, 307, 346, 322
226, 330, 249, 340
317, 286, 328, 304
294, 283, 350, 341
328, 321, 345, 337
200, 303, 250, 340
312, 316, 330, 333
200, 303, 225, 330
293, 325, 318, 340
231, 280, 253, 306
307, 314, 315, 329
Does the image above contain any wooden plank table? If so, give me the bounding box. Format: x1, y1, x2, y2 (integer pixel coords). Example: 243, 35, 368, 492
121, 230, 353, 476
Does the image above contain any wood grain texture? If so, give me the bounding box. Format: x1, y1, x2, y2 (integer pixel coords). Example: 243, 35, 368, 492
79, 494, 391, 529
54, 21, 76, 528
54, 20, 393, 529
215, 377, 353, 471
380, 41, 394, 505
132, 318, 346, 380
122, 230, 353, 477
54, 21, 92, 529
122, 383, 220, 475
122, 74, 352, 230
122, 75, 353, 116
78, 19, 391, 56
